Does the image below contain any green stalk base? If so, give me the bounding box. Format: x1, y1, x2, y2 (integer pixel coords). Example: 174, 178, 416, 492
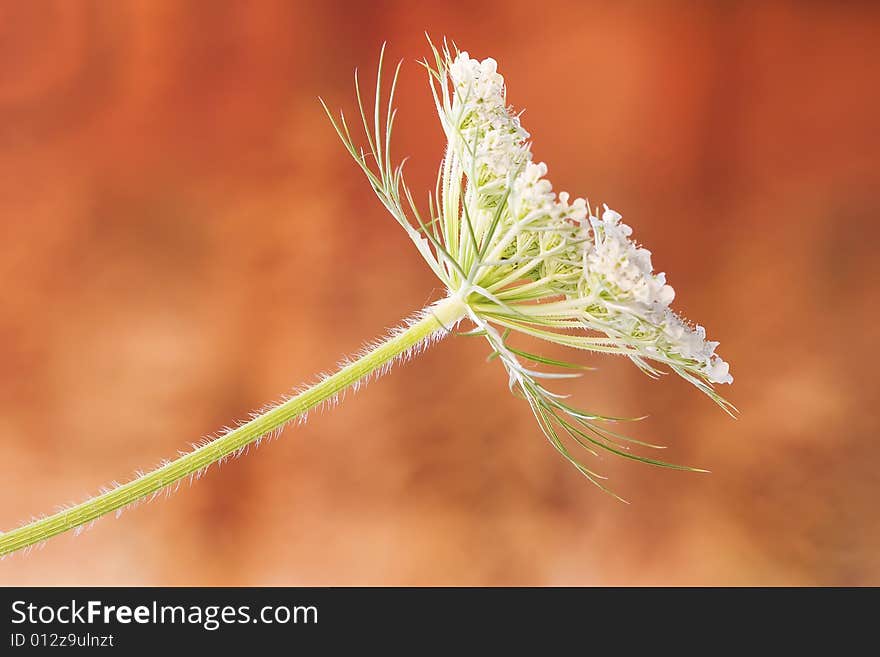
0, 296, 467, 557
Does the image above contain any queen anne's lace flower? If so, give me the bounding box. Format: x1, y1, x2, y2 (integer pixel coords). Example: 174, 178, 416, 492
434, 51, 733, 387
326, 41, 735, 489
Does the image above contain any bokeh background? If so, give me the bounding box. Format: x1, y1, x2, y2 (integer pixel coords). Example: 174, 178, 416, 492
1, 0, 878, 585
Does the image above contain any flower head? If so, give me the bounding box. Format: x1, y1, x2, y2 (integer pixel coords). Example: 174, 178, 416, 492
323, 41, 734, 492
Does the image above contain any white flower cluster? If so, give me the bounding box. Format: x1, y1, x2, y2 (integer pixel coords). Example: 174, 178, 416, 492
441, 51, 732, 388
586, 207, 675, 307
509, 162, 588, 224
447, 53, 530, 186
584, 206, 732, 384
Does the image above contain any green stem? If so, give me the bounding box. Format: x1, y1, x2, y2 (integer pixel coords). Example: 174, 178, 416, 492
0, 296, 468, 557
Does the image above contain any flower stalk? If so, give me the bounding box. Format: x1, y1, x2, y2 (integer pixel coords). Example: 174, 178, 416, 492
0, 296, 467, 557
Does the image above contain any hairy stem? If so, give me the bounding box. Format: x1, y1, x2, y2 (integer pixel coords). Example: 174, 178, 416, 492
0, 296, 468, 557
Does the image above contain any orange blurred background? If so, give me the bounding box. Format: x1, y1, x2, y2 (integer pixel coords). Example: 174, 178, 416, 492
1, 1, 878, 585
